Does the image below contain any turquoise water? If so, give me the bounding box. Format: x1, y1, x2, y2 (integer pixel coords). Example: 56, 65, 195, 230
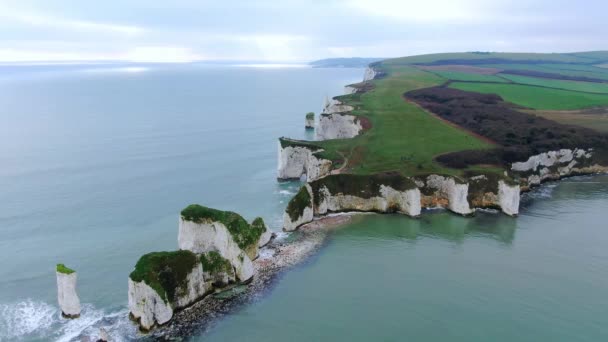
201, 176, 608, 342
0, 64, 363, 341
1, 64, 607, 342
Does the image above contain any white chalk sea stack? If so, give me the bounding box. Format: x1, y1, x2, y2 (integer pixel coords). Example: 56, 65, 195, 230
56, 264, 81, 318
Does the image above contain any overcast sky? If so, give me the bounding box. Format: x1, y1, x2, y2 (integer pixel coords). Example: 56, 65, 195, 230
0, 0, 606, 63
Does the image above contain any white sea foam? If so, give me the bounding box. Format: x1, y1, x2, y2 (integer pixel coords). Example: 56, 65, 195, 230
0, 300, 135, 342
0, 299, 56, 340
278, 190, 295, 195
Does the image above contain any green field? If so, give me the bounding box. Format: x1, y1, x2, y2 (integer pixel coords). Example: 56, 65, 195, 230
314, 65, 493, 176
286, 52, 608, 178
386, 52, 595, 65
428, 70, 509, 83
477, 63, 608, 81
450, 82, 608, 110
499, 74, 608, 94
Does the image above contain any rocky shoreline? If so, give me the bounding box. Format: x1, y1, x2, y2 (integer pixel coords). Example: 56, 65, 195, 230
143, 215, 354, 340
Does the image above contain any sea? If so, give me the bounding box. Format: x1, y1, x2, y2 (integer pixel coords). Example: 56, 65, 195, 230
0, 62, 607, 342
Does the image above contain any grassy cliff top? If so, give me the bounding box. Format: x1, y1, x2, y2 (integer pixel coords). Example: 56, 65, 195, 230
306, 112, 315, 119
129, 250, 198, 303
181, 204, 266, 250
283, 51, 608, 177
56, 264, 75, 274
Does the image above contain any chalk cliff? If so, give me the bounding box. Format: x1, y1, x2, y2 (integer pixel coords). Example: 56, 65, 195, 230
305, 112, 315, 129
129, 205, 268, 330
56, 264, 81, 318
316, 113, 363, 140
178, 205, 268, 282
511, 148, 607, 189
283, 173, 522, 230
312, 174, 421, 217
418, 175, 473, 215
283, 184, 314, 232
363, 66, 378, 81
277, 139, 332, 181
322, 98, 355, 115
128, 250, 234, 330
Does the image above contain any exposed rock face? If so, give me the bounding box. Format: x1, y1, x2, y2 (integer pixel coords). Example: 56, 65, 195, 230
283, 173, 524, 231
283, 184, 314, 231
316, 114, 363, 140
344, 85, 357, 94
305, 113, 315, 129
322, 99, 355, 114
258, 230, 274, 248
498, 180, 520, 216
421, 175, 473, 215
276, 141, 332, 181
56, 266, 81, 318
363, 66, 377, 81
178, 218, 254, 282
315, 185, 421, 217
511, 148, 606, 188
128, 250, 236, 330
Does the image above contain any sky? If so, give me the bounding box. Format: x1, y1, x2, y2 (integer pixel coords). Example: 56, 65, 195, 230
0, 0, 606, 63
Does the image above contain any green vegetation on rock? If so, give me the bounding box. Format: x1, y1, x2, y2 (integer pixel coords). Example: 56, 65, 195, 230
306, 112, 315, 119
309, 173, 417, 205
180, 204, 265, 250
278, 137, 322, 150
200, 251, 233, 275
56, 264, 75, 275
286, 186, 311, 221
129, 250, 198, 303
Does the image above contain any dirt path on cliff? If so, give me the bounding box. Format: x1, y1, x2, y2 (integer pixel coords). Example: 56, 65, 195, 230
403, 96, 498, 146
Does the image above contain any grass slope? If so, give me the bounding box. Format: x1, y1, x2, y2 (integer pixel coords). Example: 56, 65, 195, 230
314, 65, 492, 176
450, 82, 608, 110
287, 52, 608, 178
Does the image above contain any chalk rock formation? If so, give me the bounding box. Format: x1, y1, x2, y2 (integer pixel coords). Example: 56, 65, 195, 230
420, 175, 473, 215
277, 139, 332, 181
128, 250, 225, 330
283, 184, 315, 231
178, 205, 267, 282
363, 66, 377, 81
56, 264, 81, 318
322, 98, 354, 115
313, 175, 421, 217
344, 85, 357, 94
305, 112, 315, 129
283, 174, 421, 231
498, 180, 520, 216
466, 174, 520, 216
316, 114, 363, 140
511, 148, 605, 188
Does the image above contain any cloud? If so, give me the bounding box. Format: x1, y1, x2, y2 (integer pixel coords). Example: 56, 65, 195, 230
0, 10, 144, 36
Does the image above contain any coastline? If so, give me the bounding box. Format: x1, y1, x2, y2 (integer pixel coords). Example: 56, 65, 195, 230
146, 214, 355, 340
143, 170, 608, 340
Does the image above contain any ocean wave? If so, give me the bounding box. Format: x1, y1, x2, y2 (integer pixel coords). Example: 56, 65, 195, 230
0, 300, 136, 342
0, 299, 55, 340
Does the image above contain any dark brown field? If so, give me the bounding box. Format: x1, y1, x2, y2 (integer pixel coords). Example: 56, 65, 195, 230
404, 87, 608, 168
